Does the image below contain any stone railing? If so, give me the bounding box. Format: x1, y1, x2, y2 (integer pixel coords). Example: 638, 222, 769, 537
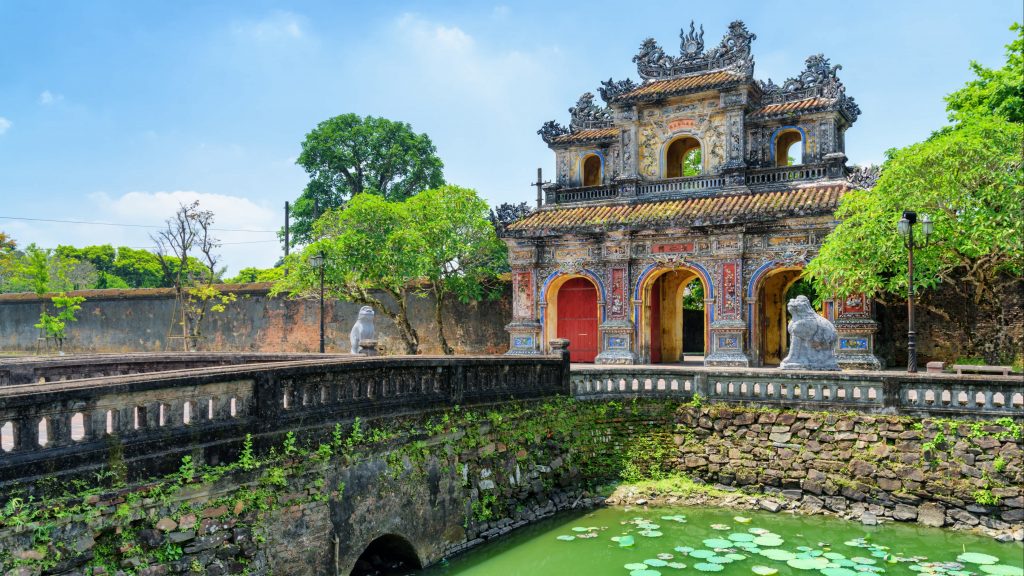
550, 184, 620, 204
745, 163, 828, 185
570, 366, 1023, 417
637, 174, 726, 196
0, 354, 568, 492
0, 352, 338, 386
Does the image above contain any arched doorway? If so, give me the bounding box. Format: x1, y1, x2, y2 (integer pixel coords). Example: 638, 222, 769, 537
351, 534, 422, 575
754, 267, 805, 366
553, 277, 599, 362
665, 137, 702, 178
775, 129, 803, 166
582, 154, 602, 186
641, 268, 708, 364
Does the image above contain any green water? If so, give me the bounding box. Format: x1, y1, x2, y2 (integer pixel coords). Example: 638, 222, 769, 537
421, 507, 1023, 576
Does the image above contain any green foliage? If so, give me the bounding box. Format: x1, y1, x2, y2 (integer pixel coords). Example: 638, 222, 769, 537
973, 488, 1000, 506
682, 278, 704, 310
682, 147, 702, 177
993, 455, 1007, 473
239, 434, 258, 471
288, 113, 445, 246
225, 266, 284, 284
620, 433, 674, 483
34, 293, 86, 342
945, 23, 1023, 124
807, 118, 1023, 302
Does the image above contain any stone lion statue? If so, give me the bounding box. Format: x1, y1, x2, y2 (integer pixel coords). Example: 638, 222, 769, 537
349, 306, 376, 354
780, 295, 839, 371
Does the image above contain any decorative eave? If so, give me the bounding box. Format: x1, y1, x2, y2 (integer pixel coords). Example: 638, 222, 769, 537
614, 70, 746, 105
503, 183, 849, 236
547, 128, 619, 147
747, 97, 835, 120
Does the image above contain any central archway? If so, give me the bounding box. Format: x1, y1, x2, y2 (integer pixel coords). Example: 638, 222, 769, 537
752, 266, 805, 366
350, 534, 422, 576
639, 267, 709, 364
555, 277, 599, 362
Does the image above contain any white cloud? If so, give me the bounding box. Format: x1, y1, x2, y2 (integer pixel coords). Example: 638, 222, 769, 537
88, 190, 282, 273
39, 90, 63, 105
0, 117, 10, 135
232, 11, 305, 42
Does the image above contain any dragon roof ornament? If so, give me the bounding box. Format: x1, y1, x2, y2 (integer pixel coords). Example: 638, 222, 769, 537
539, 91, 615, 143
632, 20, 756, 81
598, 78, 638, 104
759, 54, 862, 122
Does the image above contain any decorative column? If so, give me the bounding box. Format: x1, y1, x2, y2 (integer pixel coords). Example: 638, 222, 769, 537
704, 258, 751, 366
829, 293, 883, 370
504, 243, 543, 356
595, 233, 636, 364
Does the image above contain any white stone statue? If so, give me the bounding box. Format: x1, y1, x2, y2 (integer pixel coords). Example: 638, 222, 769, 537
349, 306, 376, 354
780, 295, 840, 371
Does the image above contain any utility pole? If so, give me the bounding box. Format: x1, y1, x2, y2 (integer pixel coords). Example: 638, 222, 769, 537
531, 167, 549, 209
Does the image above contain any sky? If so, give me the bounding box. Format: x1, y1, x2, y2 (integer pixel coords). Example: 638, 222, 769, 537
0, 1, 1018, 274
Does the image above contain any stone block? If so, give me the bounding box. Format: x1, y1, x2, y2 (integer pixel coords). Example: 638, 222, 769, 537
925, 361, 944, 373
893, 504, 918, 521
917, 502, 945, 527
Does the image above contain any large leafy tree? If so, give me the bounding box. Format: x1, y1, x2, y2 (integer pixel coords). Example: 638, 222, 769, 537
807, 24, 1024, 359
287, 114, 445, 246
0, 232, 18, 289
273, 193, 426, 354
405, 186, 506, 354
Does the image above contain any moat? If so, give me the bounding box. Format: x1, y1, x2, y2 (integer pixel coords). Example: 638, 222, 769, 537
421, 506, 1024, 576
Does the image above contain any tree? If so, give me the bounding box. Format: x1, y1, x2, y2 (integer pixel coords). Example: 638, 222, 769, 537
683, 148, 702, 176
273, 193, 426, 354
287, 114, 445, 246
152, 201, 235, 351
225, 266, 283, 284
34, 293, 86, 353
945, 23, 1023, 125
807, 118, 1023, 303
113, 247, 167, 288
405, 186, 506, 354
0, 232, 18, 289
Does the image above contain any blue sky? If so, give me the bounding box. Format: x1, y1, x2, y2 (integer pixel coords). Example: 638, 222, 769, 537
0, 1, 1018, 273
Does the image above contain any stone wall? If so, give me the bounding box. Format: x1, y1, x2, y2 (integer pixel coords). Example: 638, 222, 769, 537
673, 405, 1022, 533
0, 283, 511, 356
874, 277, 1024, 367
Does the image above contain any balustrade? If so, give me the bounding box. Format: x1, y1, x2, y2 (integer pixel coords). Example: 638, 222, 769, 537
745, 164, 827, 185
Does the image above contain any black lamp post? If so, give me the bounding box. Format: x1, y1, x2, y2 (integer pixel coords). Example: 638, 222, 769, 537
308, 251, 326, 354
897, 210, 933, 373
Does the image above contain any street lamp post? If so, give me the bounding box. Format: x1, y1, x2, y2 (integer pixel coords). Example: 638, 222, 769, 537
897, 210, 933, 373
308, 251, 326, 354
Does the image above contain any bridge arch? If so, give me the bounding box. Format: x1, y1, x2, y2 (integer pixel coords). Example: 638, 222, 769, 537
350, 533, 423, 575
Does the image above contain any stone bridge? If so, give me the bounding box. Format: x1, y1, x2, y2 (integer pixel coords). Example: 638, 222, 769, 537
0, 352, 1020, 574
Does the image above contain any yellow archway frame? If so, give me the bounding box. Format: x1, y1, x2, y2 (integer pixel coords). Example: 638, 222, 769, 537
637, 267, 709, 364
543, 273, 603, 353
753, 265, 805, 366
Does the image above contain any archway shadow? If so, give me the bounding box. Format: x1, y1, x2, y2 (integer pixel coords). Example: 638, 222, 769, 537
350, 533, 423, 576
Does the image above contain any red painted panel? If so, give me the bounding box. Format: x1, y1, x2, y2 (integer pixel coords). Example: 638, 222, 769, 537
650, 280, 662, 364
557, 278, 599, 363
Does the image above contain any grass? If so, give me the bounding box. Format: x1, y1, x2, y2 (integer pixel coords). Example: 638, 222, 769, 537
616, 474, 732, 498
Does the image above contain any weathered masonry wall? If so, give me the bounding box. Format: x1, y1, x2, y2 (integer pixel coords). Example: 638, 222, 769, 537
0, 282, 511, 356
673, 405, 1023, 531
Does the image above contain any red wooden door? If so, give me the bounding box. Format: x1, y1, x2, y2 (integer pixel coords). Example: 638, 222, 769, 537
557, 278, 599, 363
650, 280, 662, 363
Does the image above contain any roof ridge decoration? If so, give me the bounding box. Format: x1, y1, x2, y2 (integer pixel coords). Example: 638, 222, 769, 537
598, 78, 639, 104
539, 91, 615, 143
759, 54, 862, 122
632, 20, 756, 81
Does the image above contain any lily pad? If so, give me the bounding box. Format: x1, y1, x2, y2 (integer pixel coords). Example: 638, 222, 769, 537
626, 563, 650, 570
631, 570, 662, 576
957, 554, 999, 566
704, 538, 735, 549
852, 558, 879, 566
708, 556, 733, 564
668, 563, 688, 569
735, 516, 753, 523
730, 533, 756, 542
555, 535, 575, 541
617, 535, 635, 547
753, 536, 785, 547
646, 559, 669, 567
788, 558, 831, 570
675, 546, 696, 554
639, 530, 664, 538
695, 563, 725, 572
691, 550, 717, 559
979, 567, 1022, 576
711, 523, 732, 530
657, 554, 675, 560
761, 549, 798, 561
752, 566, 779, 576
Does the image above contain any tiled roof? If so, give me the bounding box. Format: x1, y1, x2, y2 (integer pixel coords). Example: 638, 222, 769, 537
549, 127, 618, 144
506, 184, 846, 232
750, 97, 833, 118
617, 71, 744, 102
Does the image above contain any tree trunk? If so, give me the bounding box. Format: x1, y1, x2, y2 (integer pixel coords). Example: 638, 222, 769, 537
433, 287, 454, 355
393, 290, 420, 354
